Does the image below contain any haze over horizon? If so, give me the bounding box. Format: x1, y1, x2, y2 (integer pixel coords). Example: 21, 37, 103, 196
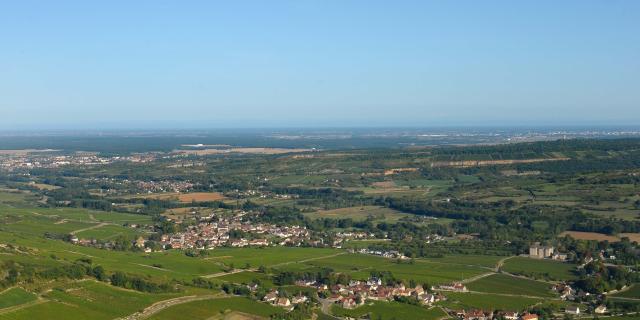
2, 1, 639, 129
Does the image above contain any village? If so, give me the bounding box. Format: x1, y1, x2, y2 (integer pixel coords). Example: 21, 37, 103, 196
161, 219, 311, 250
0, 152, 158, 172
54, 200, 630, 320
258, 276, 549, 320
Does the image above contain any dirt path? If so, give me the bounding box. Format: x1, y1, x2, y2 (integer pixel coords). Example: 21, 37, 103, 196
607, 296, 640, 302
466, 290, 558, 300
133, 263, 172, 272
460, 272, 495, 284
495, 255, 515, 271
70, 222, 110, 235
437, 306, 451, 320
117, 294, 224, 320
270, 252, 347, 268
202, 268, 257, 279
0, 286, 18, 295
0, 298, 47, 315
64, 250, 98, 258
202, 252, 346, 279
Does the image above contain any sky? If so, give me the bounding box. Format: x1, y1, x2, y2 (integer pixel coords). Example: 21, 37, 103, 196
1, 1, 639, 129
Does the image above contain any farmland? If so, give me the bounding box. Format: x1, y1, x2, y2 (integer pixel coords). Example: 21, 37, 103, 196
0, 136, 640, 319
0, 281, 181, 320
559, 231, 621, 242
304, 206, 410, 222
439, 292, 544, 311
282, 253, 490, 285
612, 285, 640, 299
147, 297, 280, 320
502, 257, 577, 281
466, 274, 556, 297
332, 301, 448, 320
0, 288, 37, 309
132, 192, 226, 203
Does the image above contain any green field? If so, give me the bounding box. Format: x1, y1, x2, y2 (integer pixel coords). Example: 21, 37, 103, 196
0, 230, 226, 282
0, 190, 36, 204
304, 206, 410, 223
216, 271, 274, 287
611, 285, 640, 299
423, 255, 504, 269
277, 253, 488, 286
467, 274, 555, 297
439, 292, 543, 311
206, 247, 341, 269
0, 281, 180, 320
147, 297, 280, 320
0, 288, 37, 309
332, 301, 448, 320
270, 175, 329, 185
502, 257, 577, 281
74, 224, 143, 240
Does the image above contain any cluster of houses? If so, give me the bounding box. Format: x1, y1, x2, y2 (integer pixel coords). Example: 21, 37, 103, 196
433, 282, 468, 292
335, 231, 375, 241
134, 180, 195, 194
553, 283, 576, 300
450, 310, 540, 320
298, 277, 445, 309
0, 153, 156, 172
262, 290, 308, 311
550, 284, 610, 315
160, 215, 310, 250
69, 234, 153, 252
351, 248, 409, 260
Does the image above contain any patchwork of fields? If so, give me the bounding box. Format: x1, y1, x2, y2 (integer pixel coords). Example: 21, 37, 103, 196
502, 257, 577, 281
2, 137, 637, 319
0, 198, 557, 319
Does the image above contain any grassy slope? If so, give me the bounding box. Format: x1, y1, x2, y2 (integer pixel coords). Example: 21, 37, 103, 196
502, 257, 577, 281
440, 292, 543, 311
467, 274, 555, 297
332, 301, 448, 320
0, 281, 180, 320
147, 297, 279, 320
0, 288, 37, 309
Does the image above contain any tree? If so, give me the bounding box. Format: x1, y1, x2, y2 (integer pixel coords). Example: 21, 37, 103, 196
110, 271, 127, 287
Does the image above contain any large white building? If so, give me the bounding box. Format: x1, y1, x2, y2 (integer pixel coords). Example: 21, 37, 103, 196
529, 242, 554, 259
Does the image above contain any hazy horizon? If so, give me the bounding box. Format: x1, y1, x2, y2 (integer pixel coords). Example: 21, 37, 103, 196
2, 1, 639, 129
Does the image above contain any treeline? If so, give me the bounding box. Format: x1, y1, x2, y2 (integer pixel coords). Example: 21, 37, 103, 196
109, 271, 175, 293
432, 138, 640, 157
516, 151, 640, 174
574, 262, 638, 293
381, 196, 640, 241
273, 268, 349, 286
0, 257, 176, 293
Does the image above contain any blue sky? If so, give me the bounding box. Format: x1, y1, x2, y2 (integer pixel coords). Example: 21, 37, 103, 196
1, 1, 638, 129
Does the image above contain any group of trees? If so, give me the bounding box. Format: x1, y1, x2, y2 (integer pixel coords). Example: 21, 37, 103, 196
573, 262, 637, 294
273, 268, 347, 286
0, 257, 175, 293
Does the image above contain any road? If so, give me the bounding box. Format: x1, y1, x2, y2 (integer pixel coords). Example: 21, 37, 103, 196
317, 298, 341, 320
